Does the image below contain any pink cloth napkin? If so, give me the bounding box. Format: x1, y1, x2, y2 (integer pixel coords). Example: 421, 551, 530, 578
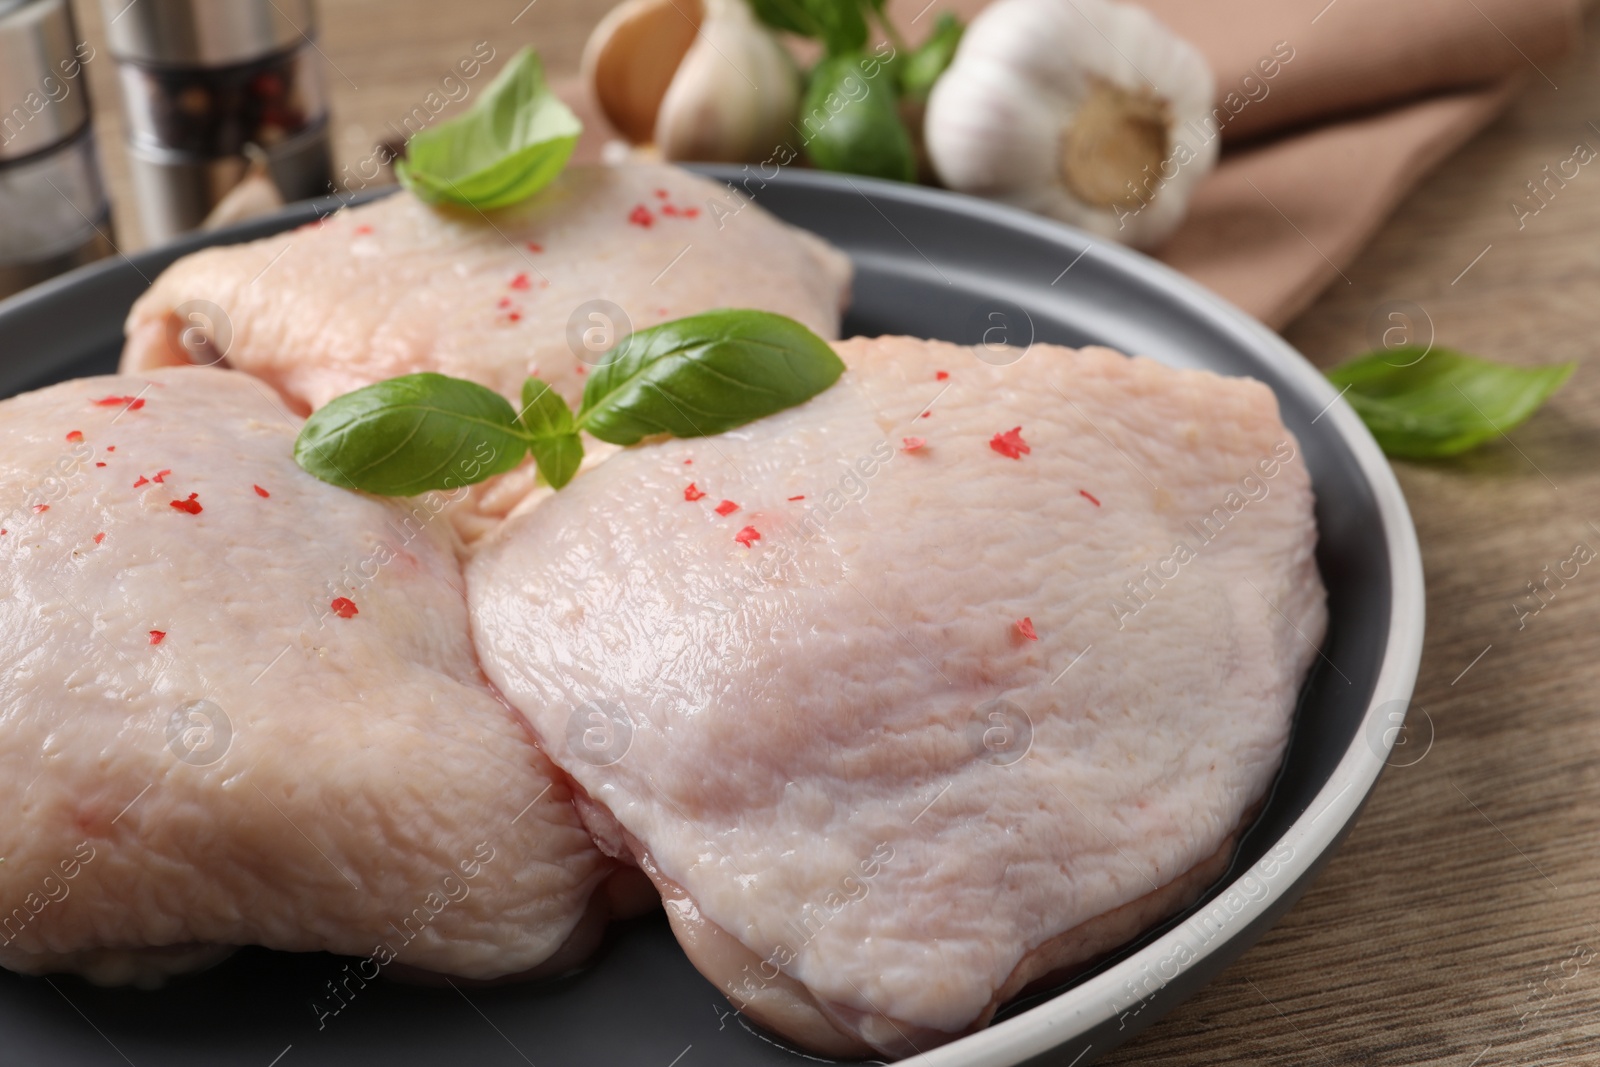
567, 0, 1582, 327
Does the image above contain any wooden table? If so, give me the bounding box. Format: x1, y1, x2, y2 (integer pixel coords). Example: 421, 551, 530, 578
66, 0, 1600, 1062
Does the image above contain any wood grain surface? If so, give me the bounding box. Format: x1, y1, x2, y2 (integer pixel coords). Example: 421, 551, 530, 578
65, 0, 1600, 1063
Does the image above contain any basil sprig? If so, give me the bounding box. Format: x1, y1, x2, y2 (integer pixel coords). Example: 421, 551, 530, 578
396, 48, 581, 210
750, 0, 874, 56
899, 13, 963, 105
294, 310, 845, 494
1327, 347, 1574, 459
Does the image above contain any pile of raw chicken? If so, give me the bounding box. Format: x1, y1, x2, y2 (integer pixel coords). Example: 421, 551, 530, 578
0, 162, 1324, 1059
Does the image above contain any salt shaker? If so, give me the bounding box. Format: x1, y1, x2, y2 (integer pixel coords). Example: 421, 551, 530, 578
0, 0, 112, 301
100, 0, 332, 243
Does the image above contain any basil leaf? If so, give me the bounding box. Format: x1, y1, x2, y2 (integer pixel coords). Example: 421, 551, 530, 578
520, 378, 584, 489
396, 48, 581, 210
529, 434, 584, 490
899, 13, 963, 104
1326, 347, 1575, 459
520, 377, 577, 437
802, 54, 916, 182
577, 310, 845, 445
750, 0, 867, 54
295, 373, 528, 496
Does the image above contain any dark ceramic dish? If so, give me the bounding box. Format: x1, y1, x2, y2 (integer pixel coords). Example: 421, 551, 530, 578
0, 167, 1423, 1066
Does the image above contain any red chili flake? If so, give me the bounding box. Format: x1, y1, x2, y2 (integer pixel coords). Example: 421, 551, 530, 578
254, 485, 270, 498
683, 458, 693, 465
95, 462, 106, 468
661, 204, 680, 217
1080, 490, 1101, 507
684, 483, 706, 502
497, 297, 512, 309
920, 411, 932, 418
93, 395, 145, 411
330, 597, 359, 619
902, 436, 927, 451
628, 204, 654, 228
935, 371, 949, 381
1016, 617, 1038, 641
714, 499, 739, 516
684, 207, 700, 218
66, 430, 83, 442
509, 272, 531, 290
152, 469, 171, 484
654, 188, 670, 199
787, 494, 805, 501
734, 526, 761, 547
990, 426, 1030, 459
507, 311, 522, 323
106, 445, 115, 452
526, 241, 543, 253
148, 630, 166, 645
169, 493, 202, 515
133, 476, 149, 488
574, 363, 586, 375
353, 224, 373, 236
32, 504, 48, 514
93, 532, 105, 544
1, 530, 6, 535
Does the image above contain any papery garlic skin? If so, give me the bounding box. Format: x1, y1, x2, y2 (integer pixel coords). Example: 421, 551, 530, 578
925, 0, 1216, 249
656, 0, 800, 163
585, 0, 800, 165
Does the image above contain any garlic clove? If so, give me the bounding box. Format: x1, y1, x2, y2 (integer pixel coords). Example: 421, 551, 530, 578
655, 0, 799, 163
584, 0, 799, 164
582, 0, 703, 144
926, 0, 1217, 249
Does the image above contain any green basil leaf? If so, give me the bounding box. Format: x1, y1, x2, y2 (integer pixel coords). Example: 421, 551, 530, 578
748, 0, 823, 37
529, 433, 584, 490
1326, 347, 1575, 459
812, 0, 869, 56
294, 373, 528, 495
899, 13, 963, 104
576, 310, 845, 445
801, 54, 916, 181
520, 377, 577, 437
520, 378, 585, 489
751, 0, 867, 53
395, 48, 581, 211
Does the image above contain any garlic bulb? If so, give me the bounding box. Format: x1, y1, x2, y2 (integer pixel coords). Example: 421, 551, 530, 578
925, 0, 1216, 249
583, 0, 800, 164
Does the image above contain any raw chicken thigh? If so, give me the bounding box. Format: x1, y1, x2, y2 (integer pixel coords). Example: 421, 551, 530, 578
468, 337, 1326, 1057
120, 163, 852, 415
0, 369, 611, 987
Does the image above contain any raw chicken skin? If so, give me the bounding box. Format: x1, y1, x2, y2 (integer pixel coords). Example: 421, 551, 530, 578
468, 337, 1327, 1056
0, 368, 609, 985
120, 163, 852, 415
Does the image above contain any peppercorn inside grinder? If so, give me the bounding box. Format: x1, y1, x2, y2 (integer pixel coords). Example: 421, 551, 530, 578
0, 0, 112, 300
99, 0, 332, 243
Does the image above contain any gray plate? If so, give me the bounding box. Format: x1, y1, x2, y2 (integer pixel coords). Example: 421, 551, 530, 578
0, 167, 1424, 1067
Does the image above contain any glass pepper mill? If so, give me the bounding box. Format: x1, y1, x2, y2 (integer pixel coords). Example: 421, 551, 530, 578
99, 0, 333, 243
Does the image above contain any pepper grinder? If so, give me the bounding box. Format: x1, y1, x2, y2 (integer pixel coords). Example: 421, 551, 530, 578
0, 0, 112, 300
100, 0, 333, 244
